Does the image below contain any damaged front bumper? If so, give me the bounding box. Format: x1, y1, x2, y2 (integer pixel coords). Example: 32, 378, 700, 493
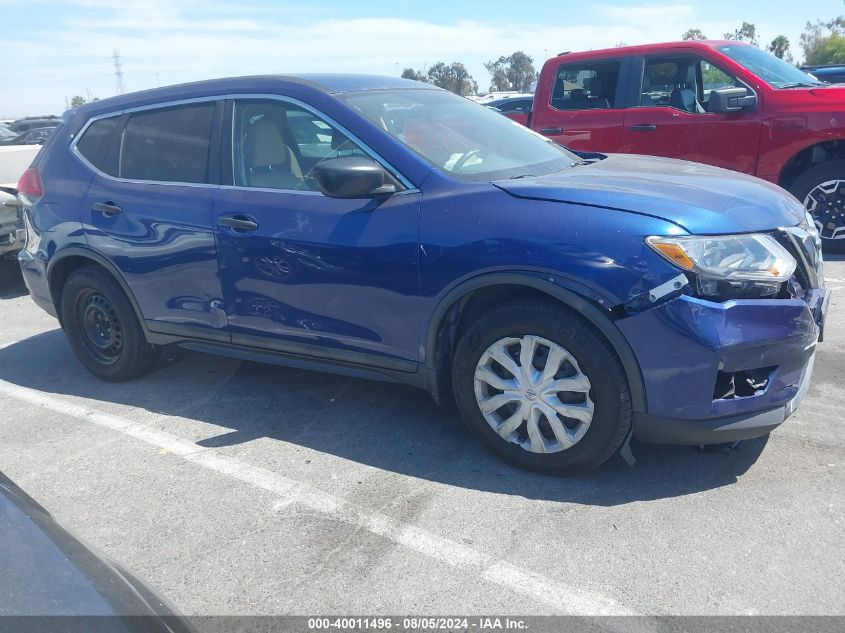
617, 287, 829, 445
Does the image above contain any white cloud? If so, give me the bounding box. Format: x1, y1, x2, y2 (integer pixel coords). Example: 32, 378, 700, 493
0, 1, 819, 116
595, 3, 694, 25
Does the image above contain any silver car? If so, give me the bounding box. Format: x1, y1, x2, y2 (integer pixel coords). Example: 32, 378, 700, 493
0, 187, 24, 260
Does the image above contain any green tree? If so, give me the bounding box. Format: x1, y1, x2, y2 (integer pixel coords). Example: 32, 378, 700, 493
767, 35, 792, 61
486, 65, 510, 91
401, 67, 427, 82
800, 17, 845, 65
426, 62, 478, 95
484, 51, 538, 92
682, 28, 707, 41
70, 95, 86, 107
451, 62, 478, 96
724, 22, 759, 46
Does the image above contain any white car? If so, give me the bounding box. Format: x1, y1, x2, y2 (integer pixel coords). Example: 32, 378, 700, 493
0, 187, 24, 260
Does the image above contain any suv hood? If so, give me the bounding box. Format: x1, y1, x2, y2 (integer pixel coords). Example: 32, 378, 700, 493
494, 154, 805, 234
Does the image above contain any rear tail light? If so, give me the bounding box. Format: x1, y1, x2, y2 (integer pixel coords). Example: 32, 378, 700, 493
17, 167, 43, 198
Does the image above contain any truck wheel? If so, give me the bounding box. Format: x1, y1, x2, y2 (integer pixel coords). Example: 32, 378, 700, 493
451, 299, 631, 474
60, 267, 160, 381
790, 160, 845, 253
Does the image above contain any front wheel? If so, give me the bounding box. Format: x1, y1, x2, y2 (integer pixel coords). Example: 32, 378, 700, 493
790, 160, 845, 253
451, 300, 632, 474
60, 267, 160, 381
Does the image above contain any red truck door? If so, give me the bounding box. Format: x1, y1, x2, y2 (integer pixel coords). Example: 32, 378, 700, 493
531, 58, 626, 152
622, 54, 761, 174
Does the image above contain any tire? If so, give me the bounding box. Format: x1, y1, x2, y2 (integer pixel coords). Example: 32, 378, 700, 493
451, 299, 631, 474
789, 160, 845, 253
60, 267, 160, 381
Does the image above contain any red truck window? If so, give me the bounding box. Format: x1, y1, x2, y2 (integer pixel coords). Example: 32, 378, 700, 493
550, 60, 622, 111
639, 55, 744, 113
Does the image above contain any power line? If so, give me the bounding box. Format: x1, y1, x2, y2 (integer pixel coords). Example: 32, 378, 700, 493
112, 49, 125, 95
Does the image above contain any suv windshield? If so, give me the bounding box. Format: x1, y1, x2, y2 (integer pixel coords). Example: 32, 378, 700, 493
717, 45, 825, 88
341, 89, 579, 181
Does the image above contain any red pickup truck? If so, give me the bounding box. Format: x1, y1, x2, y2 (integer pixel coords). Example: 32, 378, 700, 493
526, 40, 845, 250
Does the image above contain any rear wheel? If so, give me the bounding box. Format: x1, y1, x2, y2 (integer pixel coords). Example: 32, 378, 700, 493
60, 268, 159, 381
451, 299, 631, 474
790, 160, 845, 253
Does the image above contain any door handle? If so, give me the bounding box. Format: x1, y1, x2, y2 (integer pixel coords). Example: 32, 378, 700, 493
92, 202, 122, 216
630, 124, 657, 132
539, 127, 563, 135
218, 215, 259, 233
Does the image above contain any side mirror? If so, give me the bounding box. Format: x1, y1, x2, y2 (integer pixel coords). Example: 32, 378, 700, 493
311, 157, 398, 199
709, 86, 756, 113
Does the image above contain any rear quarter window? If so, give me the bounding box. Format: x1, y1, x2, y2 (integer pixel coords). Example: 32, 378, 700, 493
76, 116, 120, 175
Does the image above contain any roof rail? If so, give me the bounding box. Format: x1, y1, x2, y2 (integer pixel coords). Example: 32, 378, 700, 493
557, 51, 571, 56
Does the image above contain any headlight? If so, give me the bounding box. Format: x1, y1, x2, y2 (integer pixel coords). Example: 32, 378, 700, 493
646, 234, 796, 299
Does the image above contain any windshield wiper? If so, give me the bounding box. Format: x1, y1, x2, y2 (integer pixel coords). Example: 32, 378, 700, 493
510, 174, 536, 179
778, 82, 824, 89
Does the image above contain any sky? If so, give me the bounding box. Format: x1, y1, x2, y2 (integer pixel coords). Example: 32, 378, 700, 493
1, 0, 843, 117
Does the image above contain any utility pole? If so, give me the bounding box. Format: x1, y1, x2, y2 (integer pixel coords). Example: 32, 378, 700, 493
112, 49, 126, 95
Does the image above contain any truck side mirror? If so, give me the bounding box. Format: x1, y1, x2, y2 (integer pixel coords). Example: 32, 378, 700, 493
709, 87, 757, 113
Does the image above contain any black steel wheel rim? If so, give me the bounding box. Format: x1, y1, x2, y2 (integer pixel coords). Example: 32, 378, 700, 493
77, 290, 123, 365
805, 179, 845, 241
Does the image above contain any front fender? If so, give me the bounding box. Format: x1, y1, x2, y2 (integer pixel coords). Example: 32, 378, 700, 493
422, 270, 648, 414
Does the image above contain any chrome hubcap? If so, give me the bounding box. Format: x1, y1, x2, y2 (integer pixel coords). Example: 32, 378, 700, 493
473, 335, 594, 454
805, 179, 845, 240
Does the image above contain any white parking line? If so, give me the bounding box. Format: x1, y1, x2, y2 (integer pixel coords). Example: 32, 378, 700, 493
0, 349, 634, 616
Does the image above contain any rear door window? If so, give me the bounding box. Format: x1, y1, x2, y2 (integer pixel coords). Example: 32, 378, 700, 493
119, 103, 215, 184
76, 116, 120, 175
551, 60, 622, 110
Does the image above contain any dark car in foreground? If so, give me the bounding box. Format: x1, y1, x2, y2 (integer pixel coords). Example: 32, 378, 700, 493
0, 470, 191, 631
485, 95, 533, 125
0, 126, 56, 146
7, 115, 61, 133
17, 75, 827, 473
0, 124, 17, 141
802, 64, 845, 84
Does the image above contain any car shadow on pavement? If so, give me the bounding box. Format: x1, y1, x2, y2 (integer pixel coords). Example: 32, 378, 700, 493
0, 260, 26, 299
0, 329, 769, 507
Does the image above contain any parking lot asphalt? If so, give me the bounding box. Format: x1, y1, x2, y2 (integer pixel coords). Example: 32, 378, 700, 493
0, 256, 843, 616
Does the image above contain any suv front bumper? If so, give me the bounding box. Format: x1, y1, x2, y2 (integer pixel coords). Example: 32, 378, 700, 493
618, 288, 828, 445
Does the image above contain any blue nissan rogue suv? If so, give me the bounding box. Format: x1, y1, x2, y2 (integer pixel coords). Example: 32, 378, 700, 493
17, 75, 828, 473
